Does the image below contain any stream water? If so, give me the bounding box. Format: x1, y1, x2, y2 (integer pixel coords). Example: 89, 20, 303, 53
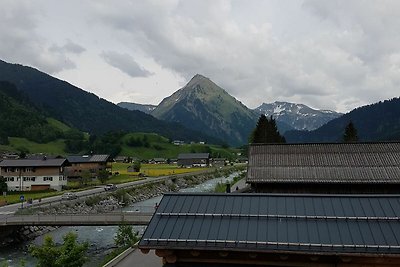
0, 172, 241, 267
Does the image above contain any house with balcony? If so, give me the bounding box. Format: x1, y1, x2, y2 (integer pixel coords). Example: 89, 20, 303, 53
177, 153, 210, 167
65, 154, 110, 178
0, 158, 68, 191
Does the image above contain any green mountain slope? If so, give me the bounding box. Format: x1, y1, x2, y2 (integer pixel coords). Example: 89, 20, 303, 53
0, 81, 64, 145
120, 132, 240, 159
0, 60, 220, 144
152, 74, 258, 146
285, 97, 400, 143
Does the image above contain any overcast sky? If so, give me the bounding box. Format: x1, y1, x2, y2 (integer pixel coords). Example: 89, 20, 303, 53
1, 0, 400, 113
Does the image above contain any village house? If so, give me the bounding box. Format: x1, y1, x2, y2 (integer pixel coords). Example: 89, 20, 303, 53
140, 193, 400, 267
177, 153, 210, 167
172, 140, 185, 145
247, 142, 400, 193
0, 158, 68, 191
65, 154, 110, 178
150, 158, 167, 164
114, 156, 129, 163
212, 158, 226, 167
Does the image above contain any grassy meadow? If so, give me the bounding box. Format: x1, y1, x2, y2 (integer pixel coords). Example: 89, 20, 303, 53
111, 162, 206, 177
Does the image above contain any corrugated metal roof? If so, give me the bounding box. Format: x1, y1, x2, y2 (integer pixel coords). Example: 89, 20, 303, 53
0, 159, 67, 167
247, 143, 400, 184
139, 193, 400, 254
67, 154, 109, 163
178, 153, 210, 159
89, 154, 109, 162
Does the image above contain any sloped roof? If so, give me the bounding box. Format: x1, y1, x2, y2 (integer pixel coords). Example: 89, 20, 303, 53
178, 153, 210, 160
139, 193, 400, 254
0, 159, 67, 167
247, 142, 400, 184
89, 154, 109, 162
67, 154, 109, 163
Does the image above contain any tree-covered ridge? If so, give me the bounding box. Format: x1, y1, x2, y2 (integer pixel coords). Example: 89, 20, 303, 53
285, 97, 400, 143
0, 60, 220, 144
0, 81, 63, 144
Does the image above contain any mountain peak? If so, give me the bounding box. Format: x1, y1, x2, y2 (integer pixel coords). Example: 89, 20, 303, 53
186, 74, 214, 88
255, 101, 342, 131
152, 75, 257, 146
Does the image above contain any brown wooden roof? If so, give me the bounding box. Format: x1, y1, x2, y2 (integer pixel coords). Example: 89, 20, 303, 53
247, 142, 400, 184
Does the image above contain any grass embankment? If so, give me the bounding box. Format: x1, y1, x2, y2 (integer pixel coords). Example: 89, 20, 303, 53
1, 190, 61, 205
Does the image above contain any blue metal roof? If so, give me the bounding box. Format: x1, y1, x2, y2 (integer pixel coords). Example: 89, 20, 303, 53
139, 193, 400, 255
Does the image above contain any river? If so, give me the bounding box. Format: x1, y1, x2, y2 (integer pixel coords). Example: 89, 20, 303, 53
0, 172, 241, 267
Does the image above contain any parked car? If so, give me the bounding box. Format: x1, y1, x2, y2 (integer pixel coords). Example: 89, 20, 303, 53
61, 192, 77, 200
104, 184, 117, 191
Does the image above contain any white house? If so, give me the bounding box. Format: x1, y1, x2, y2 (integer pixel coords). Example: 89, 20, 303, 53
0, 158, 68, 191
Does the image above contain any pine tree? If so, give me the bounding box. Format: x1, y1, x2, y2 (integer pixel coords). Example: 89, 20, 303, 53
343, 121, 359, 142
250, 115, 286, 144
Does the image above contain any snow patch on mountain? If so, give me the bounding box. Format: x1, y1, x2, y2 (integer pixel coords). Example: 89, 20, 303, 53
254, 101, 342, 131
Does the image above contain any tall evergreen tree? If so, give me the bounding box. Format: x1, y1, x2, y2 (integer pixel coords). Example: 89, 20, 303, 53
250, 115, 286, 143
343, 121, 359, 142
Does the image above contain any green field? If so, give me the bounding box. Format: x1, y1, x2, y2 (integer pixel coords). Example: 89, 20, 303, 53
111, 162, 207, 177
46, 118, 72, 132
8, 137, 67, 155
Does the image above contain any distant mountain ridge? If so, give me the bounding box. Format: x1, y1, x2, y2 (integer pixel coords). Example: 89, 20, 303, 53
0, 60, 220, 144
285, 98, 400, 143
151, 74, 258, 146
117, 102, 156, 114
254, 101, 342, 131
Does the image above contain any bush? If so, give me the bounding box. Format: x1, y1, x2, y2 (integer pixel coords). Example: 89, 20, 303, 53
84, 195, 102, 206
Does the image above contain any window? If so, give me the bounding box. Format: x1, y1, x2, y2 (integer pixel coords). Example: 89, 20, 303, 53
44, 177, 53, 181
6, 177, 14, 182
23, 177, 36, 182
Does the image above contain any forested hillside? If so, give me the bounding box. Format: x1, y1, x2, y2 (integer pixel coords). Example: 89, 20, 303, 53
0, 81, 63, 144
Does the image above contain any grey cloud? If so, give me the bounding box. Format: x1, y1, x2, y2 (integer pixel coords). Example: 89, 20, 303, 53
3, 0, 400, 113
101, 51, 152, 77
49, 41, 86, 54
0, 1, 78, 73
